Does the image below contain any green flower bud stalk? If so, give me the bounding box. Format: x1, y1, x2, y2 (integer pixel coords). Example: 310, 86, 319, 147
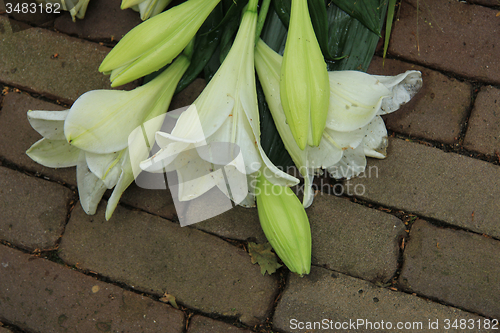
99, 0, 220, 87
256, 171, 311, 275
280, 0, 329, 150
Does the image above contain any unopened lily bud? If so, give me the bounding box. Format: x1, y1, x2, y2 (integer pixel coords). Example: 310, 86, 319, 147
99, 0, 220, 86
280, 0, 329, 150
256, 171, 311, 275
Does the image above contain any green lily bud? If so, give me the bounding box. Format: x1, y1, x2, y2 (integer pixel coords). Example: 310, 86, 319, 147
99, 0, 220, 87
280, 0, 329, 150
256, 171, 311, 276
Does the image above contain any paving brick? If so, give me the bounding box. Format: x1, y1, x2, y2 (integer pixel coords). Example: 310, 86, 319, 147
0, 244, 185, 333
0, 327, 13, 333
187, 315, 253, 333
273, 266, 482, 333
468, 0, 500, 6
399, 219, 500, 319
59, 203, 278, 326
0, 16, 135, 104
0, 92, 77, 186
0, 166, 73, 251
307, 195, 405, 283
463, 85, 500, 155
54, 0, 142, 42
389, 0, 500, 85
368, 56, 471, 144
346, 138, 500, 238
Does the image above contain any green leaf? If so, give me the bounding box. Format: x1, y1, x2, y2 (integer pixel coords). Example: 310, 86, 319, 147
383, 0, 397, 64
330, 0, 388, 36
248, 242, 283, 276
159, 293, 179, 309
308, 0, 334, 59
271, 0, 291, 28
325, 2, 387, 71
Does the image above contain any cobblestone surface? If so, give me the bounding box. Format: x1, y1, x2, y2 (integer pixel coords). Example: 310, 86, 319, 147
187, 315, 253, 333
399, 219, 500, 319
308, 195, 405, 283
59, 203, 277, 326
463, 85, 500, 156
0, 245, 185, 333
390, 0, 500, 85
0, 166, 73, 251
273, 266, 484, 333
346, 138, 500, 238
1, 0, 499, 331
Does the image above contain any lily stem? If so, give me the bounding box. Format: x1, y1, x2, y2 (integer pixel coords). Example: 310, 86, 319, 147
255, 0, 271, 44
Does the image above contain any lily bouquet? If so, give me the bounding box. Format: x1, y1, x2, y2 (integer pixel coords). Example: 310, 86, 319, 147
26, 0, 422, 275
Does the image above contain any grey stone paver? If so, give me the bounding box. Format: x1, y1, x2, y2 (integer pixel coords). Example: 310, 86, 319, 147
59, 202, 277, 326
308, 194, 405, 283
0, 327, 13, 333
463, 85, 500, 155
187, 315, 253, 333
346, 137, 500, 238
54, 0, 142, 42
0, 244, 185, 333
368, 56, 471, 144
399, 219, 500, 319
273, 266, 484, 333
390, 0, 500, 85
0, 92, 77, 186
0, 166, 73, 251
0, 16, 134, 104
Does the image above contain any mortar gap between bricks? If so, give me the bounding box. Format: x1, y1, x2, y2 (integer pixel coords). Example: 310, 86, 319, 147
182, 307, 259, 333
344, 195, 500, 241
0, 157, 78, 192
386, 130, 500, 166
0, 85, 72, 109
0, 320, 30, 333
457, 81, 483, 146
107, 199, 253, 252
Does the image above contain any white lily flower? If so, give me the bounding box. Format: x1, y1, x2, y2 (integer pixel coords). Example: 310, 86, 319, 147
255, 39, 422, 206
121, 0, 173, 20
26, 53, 191, 220
140, 0, 298, 207
65, 53, 190, 154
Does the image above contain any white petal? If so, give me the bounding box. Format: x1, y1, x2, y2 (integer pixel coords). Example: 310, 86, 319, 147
326, 71, 391, 132
363, 116, 388, 159
26, 138, 80, 168
85, 151, 124, 189
27, 110, 69, 140
374, 70, 423, 115
106, 150, 135, 220
327, 145, 366, 180
76, 152, 108, 215
306, 133, 343, 169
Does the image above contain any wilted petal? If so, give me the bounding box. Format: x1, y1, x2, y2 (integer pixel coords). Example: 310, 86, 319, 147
375, 71, 423, 115
326, 71, 391, 132
26, 138, 80, 168
327, 145, 366, 180
363, 116, 388, 159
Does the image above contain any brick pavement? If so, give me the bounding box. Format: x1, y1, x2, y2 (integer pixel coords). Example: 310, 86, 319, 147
1, 0, 499, 332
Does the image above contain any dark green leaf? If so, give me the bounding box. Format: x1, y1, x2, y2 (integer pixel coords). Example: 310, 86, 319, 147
308, 0, 334, 59
325, 2, 387, 71
383, 0, 397, 63
330, 0, 388, 36
271, 0, 291, 28
257, 77, 294, 169
175, 3, 224, 94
